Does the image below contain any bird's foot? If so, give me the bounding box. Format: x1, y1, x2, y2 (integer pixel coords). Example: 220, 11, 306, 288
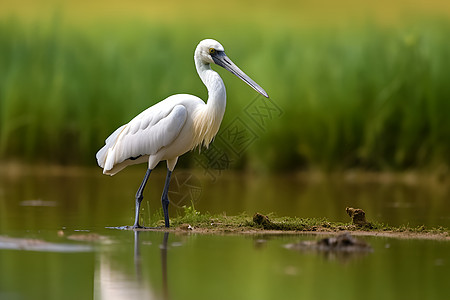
106, 225, 161, 231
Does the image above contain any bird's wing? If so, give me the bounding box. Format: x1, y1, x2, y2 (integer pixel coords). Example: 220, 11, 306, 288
98, 103, 188, 172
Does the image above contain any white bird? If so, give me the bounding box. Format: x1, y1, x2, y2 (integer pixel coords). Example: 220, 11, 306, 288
96, 39, 269, 228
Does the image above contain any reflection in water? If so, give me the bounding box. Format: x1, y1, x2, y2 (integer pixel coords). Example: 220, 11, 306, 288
160, 232, 169, 300
134, 231, 142, 283
0, 235, 92, 252
284, 233, 373, 263
95, 231, 170, 300
134, 231, 170, 300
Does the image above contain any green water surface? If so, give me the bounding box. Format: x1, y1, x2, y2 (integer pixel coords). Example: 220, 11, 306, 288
0, 168, 449, 299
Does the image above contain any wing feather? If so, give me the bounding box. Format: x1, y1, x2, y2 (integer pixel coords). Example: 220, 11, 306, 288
97, 103, 188, 173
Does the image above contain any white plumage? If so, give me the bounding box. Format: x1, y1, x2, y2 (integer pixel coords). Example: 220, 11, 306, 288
96, 39, 268, 228
98, 96, 196, 175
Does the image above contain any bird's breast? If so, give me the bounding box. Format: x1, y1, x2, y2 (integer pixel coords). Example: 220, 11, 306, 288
191, 105, 224, 149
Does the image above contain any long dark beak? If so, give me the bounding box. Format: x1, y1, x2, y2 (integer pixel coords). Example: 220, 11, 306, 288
212, 51, 269, 98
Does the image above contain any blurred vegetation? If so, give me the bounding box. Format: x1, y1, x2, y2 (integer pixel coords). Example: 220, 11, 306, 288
0, 1, 450, 173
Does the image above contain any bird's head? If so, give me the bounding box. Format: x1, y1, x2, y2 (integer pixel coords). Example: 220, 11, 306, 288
195, 39, 269, 98
196, 39, 225, 65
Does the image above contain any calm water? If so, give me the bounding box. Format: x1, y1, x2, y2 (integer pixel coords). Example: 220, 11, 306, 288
0, 167, 449, 299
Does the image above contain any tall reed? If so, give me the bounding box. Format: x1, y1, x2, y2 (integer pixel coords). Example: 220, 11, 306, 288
0, 19, 449, 171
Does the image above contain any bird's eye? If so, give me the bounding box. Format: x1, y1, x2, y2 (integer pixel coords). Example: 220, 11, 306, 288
209, 48, 216, 55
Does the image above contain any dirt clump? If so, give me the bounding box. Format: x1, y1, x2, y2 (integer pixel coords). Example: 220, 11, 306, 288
253, 213, 272, 227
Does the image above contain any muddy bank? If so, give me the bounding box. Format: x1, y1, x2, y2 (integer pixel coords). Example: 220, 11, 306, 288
131, 209, 450, 241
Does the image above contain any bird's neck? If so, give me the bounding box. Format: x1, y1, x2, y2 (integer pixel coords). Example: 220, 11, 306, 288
192, 57, 227, 148
195, 59, 227, 115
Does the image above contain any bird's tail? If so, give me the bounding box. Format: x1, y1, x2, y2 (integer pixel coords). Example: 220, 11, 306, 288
95, 145, 109, 169
96, 124, 126, 173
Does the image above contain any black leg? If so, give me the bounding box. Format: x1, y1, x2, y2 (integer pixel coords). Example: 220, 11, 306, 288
161, 169, 172, 228
133, 169, 152, 228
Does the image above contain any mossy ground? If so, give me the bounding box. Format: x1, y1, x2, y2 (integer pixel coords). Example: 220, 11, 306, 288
148, 208, 450, 240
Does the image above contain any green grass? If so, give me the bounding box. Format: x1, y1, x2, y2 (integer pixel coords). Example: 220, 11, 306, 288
1, 17, 450, 172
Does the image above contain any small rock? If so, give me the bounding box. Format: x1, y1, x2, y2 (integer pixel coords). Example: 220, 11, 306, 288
346, 207, 371, 227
